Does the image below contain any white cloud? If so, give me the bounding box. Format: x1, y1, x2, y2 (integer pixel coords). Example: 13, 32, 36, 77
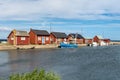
0, 26, 12, 31
0, 0, 120, 20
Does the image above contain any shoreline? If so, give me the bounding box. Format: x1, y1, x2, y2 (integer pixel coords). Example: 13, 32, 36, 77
0, 44, 58, 51
110, 41, 120, 45
0, 44, 86, 51
0, 42, 120, 51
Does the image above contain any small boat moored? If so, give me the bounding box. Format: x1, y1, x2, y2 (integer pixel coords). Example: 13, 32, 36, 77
58, 42, 78, 48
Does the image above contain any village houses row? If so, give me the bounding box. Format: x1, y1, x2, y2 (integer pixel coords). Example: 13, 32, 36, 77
7, 29, 110, 45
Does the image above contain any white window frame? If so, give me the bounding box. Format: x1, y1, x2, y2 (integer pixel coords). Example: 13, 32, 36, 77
21, 37, 25, 40
38, 37, 41, 41
11, 37, 14, 40
46, 37, 49, 41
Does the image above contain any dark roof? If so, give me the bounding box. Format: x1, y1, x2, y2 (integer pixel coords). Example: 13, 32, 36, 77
68, 33, 84, 39
16, 30, 29, 36
51, 32, 67, 38
31, 29, 49, 36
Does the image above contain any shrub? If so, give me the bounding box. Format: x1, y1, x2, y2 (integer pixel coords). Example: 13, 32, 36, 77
9, 69, 60, 80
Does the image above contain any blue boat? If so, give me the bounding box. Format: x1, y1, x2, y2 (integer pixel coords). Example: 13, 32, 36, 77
58, 42, 78, 48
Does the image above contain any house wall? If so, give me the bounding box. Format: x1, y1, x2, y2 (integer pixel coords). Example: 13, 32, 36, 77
50, 34, 65, 44
7, 32, 14, 45
29, 30, 50, 45
93, 36, 99, 43
56, 38, 65, 44
29, 31, 36, 44
67, 36, 84, 44
85, 39, 93, 44
16, 36, 29, 45
67, 36, 73, 42
8, 31, 30, 45
77, 39, 84, 44
37, 36, 50, 45
50, 34, 57, 44
103, 39, 110, 43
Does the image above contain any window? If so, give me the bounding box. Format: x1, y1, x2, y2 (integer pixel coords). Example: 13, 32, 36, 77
11, 37, 14, 40
64, 38, 66, 41
46, 37, 49, 41
38, 37, 41, 41
21, 37, 25, 40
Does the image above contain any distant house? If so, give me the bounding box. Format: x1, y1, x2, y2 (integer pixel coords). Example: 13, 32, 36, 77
50, 32, 67, 44
67, 33, 84, 44
103, 39, 111, 44
93, 35, 111, 46
93, 35, 103, 43
29, 29, 50, 45
84, 38, 93, 44
7, 29, 29, 45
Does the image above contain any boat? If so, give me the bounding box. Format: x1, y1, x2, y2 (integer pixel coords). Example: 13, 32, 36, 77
92, 42, 98, 47
58, 42, 78, 48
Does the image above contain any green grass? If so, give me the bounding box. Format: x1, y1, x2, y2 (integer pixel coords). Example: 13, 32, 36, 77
9, 69, 60, 80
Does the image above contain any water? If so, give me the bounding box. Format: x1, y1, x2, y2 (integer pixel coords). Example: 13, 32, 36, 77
0, 45, 120, 80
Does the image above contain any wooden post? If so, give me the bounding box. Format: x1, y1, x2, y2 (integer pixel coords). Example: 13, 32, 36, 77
13, 29, 16, 45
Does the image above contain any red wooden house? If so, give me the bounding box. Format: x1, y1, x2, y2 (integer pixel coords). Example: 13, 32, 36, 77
103, 39, 111, 44
50, 32, 67, 44
67, 33, 84, 44
84, 38, 93, 44
7, 29, 29, 45
29, 29, 50, 45
93, 35, 111, 46
93, 35, 103, 43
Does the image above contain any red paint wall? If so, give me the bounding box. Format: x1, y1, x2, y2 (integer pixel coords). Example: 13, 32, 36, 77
7, 32, 14, 45
67, 35, 73, 42
29, 31, 36, 44
29, 30, 50, 45
103, 39, 110, 43
16, 36, 29, 45
76, 39, 84, 44
67, 36, 84, 44
50, 34, 57, 44
93, 36, 99, 43
50, 33, 65, 44
37, 36, 50, 44
8, 31, 30, 45
85, 39, 93, 44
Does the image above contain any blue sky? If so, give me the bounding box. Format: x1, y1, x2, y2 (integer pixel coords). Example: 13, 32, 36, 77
0, 0, 120, 40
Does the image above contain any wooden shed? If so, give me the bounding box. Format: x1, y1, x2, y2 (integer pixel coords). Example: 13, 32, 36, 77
7, 29, 29, 45
84, 38, 93, 44
67, 33, 84, 44
93, 35, 103, 43
103, 39, 111, 45
50, 32, 67, 44
93, 35, 111, 46
29, 29, 50, 45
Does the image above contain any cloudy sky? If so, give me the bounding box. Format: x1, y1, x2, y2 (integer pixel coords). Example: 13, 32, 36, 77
0, 0, 120, 40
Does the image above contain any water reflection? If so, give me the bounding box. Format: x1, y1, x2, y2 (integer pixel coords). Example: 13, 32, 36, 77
0, 46, 120, 80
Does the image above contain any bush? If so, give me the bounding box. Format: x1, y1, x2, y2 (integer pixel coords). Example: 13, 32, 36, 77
9, 69, 60, 80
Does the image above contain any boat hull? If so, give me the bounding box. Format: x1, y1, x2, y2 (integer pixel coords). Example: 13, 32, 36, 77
59, 43, 78, 48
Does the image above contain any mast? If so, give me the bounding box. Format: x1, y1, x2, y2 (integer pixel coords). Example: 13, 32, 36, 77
50, 22, 52, 33
75, 33, 77, 44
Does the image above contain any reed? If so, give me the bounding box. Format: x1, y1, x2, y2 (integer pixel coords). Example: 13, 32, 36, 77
9, 69, 60, 80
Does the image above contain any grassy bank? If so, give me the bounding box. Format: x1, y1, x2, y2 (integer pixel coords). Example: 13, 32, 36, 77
1, 69, 60, 80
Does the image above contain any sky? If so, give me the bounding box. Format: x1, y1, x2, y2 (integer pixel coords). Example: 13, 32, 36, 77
0, 0, 120, 40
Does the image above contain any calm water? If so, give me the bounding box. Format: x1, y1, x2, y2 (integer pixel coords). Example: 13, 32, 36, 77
0, 45, 120, 80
